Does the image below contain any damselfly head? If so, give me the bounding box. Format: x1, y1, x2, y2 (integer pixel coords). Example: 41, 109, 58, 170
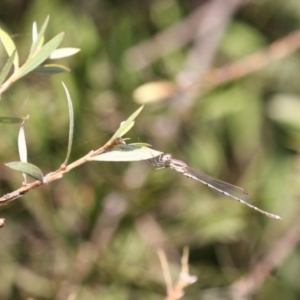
162, 154, 172, 163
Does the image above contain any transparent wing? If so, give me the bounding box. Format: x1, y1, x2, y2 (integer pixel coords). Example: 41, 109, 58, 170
183, 167, 281, 220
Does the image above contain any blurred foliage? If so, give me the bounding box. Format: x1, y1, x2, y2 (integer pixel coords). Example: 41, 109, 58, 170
0, 0, 300, 299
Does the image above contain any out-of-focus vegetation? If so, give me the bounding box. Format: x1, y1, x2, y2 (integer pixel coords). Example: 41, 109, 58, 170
1, 0, 300, 299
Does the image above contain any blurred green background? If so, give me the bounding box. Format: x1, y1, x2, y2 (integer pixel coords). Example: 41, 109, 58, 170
1, 0, 300, 299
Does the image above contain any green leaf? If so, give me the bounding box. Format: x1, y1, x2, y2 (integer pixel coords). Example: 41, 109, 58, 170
61, 82, 74, 166
116, 121, 135, 138
0, 28, 19, 68
18, 120, 28, 183
0, 50, 16, 85
17, 32, 64, 79
49, 47, 80, 59
108, 106, 144, 142
0, 116, 24, 124
91, 145, 162, 162
5, 162, 43, 181
18, 121, 27, 163
32, 22, 44, 52
32, 21, 38, 43
29, 16, 49, 56
128, 142, 152, 147
34, 64, 70, 75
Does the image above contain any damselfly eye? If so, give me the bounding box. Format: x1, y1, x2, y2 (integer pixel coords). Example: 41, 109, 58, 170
163, 154, 172, 162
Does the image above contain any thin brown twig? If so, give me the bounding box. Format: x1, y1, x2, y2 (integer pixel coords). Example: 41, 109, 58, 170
163, 29, 300, 124
0, 137, 123, 206
151, 0, 245, 145
124, 2, 211, 70
181, 246, 189, 276
0, 68, 21, 96
230, 218, 300, 298
174, 0, 245, 113
124, 1, 247, 72
204, 30, 300, 91
154, 29, 300, 118
158, 247, 197, 300
157, 249, 173, 296
128, 4, 300, 108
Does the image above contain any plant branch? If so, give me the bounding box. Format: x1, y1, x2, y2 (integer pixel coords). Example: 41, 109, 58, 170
0, 137, 123, 205
0, 71, 20, 96
204, 30, 300, 91
230, 218, 300, 298
158, 247, 197, 300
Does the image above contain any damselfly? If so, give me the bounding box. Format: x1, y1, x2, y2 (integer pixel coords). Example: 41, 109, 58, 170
149, 154, 281, 220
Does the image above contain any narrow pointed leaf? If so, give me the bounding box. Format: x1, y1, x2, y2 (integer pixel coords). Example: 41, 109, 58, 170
91, 145, 162, 162
5, 162, 43, 181
115, 120, 135, 138
108, 106, 144, 142
18, 121, 27, 163
34, 64, 70, 75
0, 28, 19, 68
128, 142, 152, 147
29, 16, 49, 56
0, 50, 16, 85
0, 116, 24, 124
61, 82, 74, 166
17, 32, 64, 78
18, 120, 28, 183
31, 22, 44, 49
32, 22, 38, 44
50, 47, 80, 59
